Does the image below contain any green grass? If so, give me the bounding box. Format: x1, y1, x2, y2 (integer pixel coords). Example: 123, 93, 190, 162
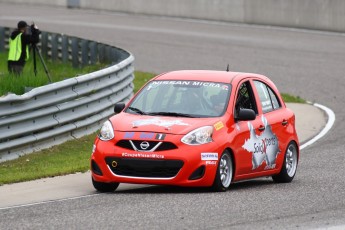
0, 58, 303, 185
0, 134, 96, 185
132, 71, 155, 92
281, 93, 305, 103
0, 52, 106, 95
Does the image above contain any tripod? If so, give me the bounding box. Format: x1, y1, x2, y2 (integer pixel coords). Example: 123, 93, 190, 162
32, 43, 52, 83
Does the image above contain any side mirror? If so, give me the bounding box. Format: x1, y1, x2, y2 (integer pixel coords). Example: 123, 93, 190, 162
236, 108, 256, 121
114, 102, 126, 114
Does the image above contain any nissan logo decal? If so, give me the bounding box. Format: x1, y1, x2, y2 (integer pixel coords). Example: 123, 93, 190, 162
140, 141, 150, 150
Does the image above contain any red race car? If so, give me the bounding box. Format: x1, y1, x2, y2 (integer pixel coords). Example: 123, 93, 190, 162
91, 70, 299, 192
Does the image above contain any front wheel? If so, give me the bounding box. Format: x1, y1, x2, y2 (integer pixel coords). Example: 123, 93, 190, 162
272, 142, 298, 183
211, 150, 233, 192
92, 177, 119, 192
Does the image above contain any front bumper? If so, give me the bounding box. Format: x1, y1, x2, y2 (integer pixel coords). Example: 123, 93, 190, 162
91, 135, 222, 187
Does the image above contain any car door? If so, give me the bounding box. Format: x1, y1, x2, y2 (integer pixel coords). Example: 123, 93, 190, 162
251, 80, 286, 171
231, 80, 264, 177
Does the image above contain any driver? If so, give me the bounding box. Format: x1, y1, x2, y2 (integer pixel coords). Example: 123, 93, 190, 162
211, 91, 227, 115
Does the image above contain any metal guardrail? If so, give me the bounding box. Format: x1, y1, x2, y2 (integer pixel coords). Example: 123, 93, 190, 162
0, 26, 135, 162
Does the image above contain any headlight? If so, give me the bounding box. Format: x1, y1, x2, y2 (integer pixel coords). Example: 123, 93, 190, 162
99, 120, 114, 141
181, 126, 213, 145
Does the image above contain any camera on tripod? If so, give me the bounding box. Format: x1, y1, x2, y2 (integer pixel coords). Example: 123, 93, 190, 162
26, 22, 40, 39
27, 23, 52, 82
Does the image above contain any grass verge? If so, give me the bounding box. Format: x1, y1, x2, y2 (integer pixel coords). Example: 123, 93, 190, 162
281, 93, 305, 103
0, 52, 106, 95
0, 68, 303, 185
0, 134, 95, 185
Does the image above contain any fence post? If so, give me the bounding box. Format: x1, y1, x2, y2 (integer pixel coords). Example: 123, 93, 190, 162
105, 45, 111, 63
40, 32, 48, 58
111, 47, 119, 64
81, 39, 89, 66
71, 37, 79, 68
61, 35, 69, 63
98, 43, 105, 63
51, 34, 58, 61
90, 41, 98, 64
0, 27, 5, 52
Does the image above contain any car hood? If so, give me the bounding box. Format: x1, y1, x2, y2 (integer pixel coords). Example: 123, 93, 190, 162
110, 112, 222, 135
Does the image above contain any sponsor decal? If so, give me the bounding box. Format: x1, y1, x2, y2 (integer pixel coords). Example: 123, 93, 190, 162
242, 116, 280, 170
133, 117, 189, 128
124, 132, 135, 139
122, 152, 164, 159
150, 81, 229, 89
140, 132, 155, 139
155, 133, 166, 140
201, 152, 218, 161
206, 160, 217, 165
124, 132, 167, 140
214, 121, 224, 131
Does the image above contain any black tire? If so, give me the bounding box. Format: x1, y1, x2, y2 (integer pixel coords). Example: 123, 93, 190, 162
272, 142, 298, 183
211, 150, 233, 192
92, 177, 119, 192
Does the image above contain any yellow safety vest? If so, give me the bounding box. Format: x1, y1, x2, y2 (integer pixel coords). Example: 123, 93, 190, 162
8, 33, 29, 61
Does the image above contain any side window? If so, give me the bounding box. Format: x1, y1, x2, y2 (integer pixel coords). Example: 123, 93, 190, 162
267, 87, 281, 110
235, 81, 257, 115
254, 81, 281, 113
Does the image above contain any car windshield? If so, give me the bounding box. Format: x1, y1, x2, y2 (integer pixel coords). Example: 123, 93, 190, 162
127, 80, 231, 117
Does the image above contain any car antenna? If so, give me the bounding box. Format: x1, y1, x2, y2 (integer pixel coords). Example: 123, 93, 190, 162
226, 64, 230, 72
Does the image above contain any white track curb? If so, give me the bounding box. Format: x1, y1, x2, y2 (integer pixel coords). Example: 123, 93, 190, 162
300, 103, 335, 150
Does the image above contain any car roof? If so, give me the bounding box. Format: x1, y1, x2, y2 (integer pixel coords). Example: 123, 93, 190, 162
154, 70, 267, 83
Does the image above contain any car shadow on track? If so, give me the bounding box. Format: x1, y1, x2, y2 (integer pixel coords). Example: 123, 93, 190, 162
110, 178, 276, 194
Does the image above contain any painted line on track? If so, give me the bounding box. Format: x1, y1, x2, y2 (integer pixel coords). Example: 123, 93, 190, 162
300, 103, 336, 150
0, 194, 100, 211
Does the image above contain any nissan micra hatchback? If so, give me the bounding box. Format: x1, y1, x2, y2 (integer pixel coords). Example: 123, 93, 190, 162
91, 70, 299, 192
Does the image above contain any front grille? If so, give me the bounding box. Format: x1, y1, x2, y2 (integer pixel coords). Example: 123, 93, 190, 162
116, 140, 177, 152
105, 157, 183, 178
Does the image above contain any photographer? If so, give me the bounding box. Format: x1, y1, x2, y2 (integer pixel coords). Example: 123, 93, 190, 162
7, 20, 40, 75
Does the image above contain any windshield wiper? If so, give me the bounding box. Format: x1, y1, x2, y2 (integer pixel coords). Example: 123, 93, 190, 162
127, 107, 147, 115
148, 112, 196, 118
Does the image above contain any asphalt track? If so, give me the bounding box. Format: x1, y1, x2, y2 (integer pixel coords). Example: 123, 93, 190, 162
0, 3, 345, 229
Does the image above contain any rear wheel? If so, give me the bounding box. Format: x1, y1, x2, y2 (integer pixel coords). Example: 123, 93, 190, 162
92, 177, 119, 192
272, 142, 298, 183
211, 150, 233, 192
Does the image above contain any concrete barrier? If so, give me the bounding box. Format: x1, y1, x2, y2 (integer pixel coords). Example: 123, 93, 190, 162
0, 0, 344, 32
